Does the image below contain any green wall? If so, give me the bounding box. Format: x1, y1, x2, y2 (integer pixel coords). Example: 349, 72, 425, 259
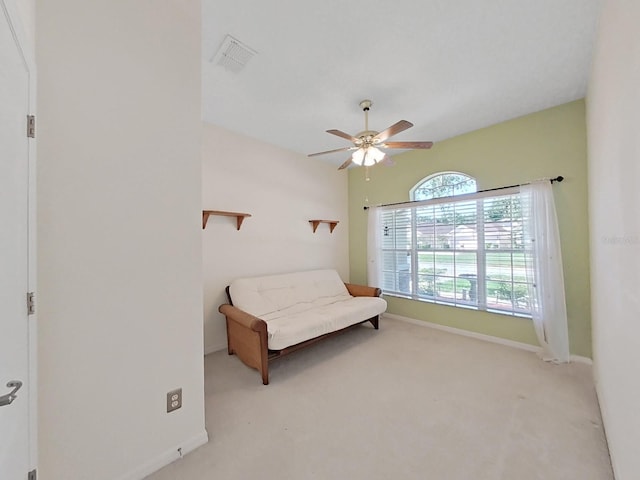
348, 100, 592, 358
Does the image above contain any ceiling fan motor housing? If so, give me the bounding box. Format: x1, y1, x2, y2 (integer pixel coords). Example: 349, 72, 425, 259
355, 130, 382, 147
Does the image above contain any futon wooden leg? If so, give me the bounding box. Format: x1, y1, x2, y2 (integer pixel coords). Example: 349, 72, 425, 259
259, 329, 269, 385
226, 318, 234, 354
370, 315, 379, 330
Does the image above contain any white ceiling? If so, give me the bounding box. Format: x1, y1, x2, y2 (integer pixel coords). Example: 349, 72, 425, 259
202, 0, 602, 167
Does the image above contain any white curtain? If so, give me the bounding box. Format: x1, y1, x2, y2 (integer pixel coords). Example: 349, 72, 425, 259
520, 181, 570, 363
367, 207, 382, 287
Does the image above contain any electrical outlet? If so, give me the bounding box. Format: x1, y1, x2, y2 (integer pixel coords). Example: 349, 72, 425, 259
167, 388, 182, 413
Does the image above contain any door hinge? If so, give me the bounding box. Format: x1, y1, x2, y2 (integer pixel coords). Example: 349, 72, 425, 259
28, 469, 37, 480
27, 115, 35, 138
27, 292, 35, 315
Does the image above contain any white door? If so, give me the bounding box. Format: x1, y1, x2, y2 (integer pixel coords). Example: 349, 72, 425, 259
0, 1, 32, 479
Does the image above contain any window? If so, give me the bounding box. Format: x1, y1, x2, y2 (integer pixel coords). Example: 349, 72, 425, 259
410, 172, 477, 201
378, 173, 533, 317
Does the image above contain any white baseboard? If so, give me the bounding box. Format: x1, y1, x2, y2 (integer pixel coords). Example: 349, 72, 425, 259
383, 313, 592, 365
205, 341, 226, 355
593, 378, 618, 478
569, 353, 593, 365
116, 429, 209, 480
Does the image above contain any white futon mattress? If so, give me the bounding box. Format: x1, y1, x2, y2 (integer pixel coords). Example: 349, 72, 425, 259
228, 269, 387, 350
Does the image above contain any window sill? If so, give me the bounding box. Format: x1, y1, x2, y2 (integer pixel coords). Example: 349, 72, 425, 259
382, 292, 532, 319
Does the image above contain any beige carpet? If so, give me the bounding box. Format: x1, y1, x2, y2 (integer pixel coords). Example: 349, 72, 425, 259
146, 317, 613, 480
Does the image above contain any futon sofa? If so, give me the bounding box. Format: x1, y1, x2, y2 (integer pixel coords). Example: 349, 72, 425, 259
218, 269, 387, 384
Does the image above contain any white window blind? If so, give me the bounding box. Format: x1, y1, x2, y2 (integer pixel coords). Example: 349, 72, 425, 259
378, 187, 533, 317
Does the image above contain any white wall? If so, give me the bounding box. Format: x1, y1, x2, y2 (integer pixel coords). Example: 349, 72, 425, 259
202, 123, 349, 353
14, 0, 34, 46
36, 2, 206, 479
587, 1, 640, 478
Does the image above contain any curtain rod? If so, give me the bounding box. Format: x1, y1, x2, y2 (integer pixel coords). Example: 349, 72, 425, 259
363, 176, 563, 210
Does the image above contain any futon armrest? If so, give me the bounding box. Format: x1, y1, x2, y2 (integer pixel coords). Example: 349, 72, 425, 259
344, 283, 382, 298
219, 304, 266, 333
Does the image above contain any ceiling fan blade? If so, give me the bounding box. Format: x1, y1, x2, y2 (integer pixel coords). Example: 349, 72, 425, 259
383, 141, 434, 149
373, 120, 413, 142
308, 146, 355, 157
326, 129, 360, 143
338, 158, 353, 170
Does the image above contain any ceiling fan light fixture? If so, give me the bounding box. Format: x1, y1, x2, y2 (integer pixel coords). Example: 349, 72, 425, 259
351, 148, 365, 166
363, 146, 385, 166
352, 146, 386, 167
372, 147, 385, 161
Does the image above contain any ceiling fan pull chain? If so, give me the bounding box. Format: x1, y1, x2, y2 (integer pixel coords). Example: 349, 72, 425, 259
365, 166, 371, 182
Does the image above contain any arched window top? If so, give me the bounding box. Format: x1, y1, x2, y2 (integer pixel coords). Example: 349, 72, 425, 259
410, 171, 477, 201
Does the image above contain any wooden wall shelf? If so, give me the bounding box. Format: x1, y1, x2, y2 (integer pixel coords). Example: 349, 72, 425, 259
203, 210, 252, 230
309, 219, 339, 233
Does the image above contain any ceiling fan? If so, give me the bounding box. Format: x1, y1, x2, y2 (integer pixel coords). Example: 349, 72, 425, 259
308, 99, 434, 170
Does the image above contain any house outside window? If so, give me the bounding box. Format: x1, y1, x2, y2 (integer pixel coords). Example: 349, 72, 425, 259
379, 172, 533, 317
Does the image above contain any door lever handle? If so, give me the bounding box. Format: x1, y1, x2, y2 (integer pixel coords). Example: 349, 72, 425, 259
0, 380, 23, 407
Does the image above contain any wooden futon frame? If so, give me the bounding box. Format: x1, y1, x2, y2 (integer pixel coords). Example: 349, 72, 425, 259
218, 283, 381, 385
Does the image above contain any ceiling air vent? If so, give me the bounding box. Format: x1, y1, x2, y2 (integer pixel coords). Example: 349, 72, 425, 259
212, 35, 257, 73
